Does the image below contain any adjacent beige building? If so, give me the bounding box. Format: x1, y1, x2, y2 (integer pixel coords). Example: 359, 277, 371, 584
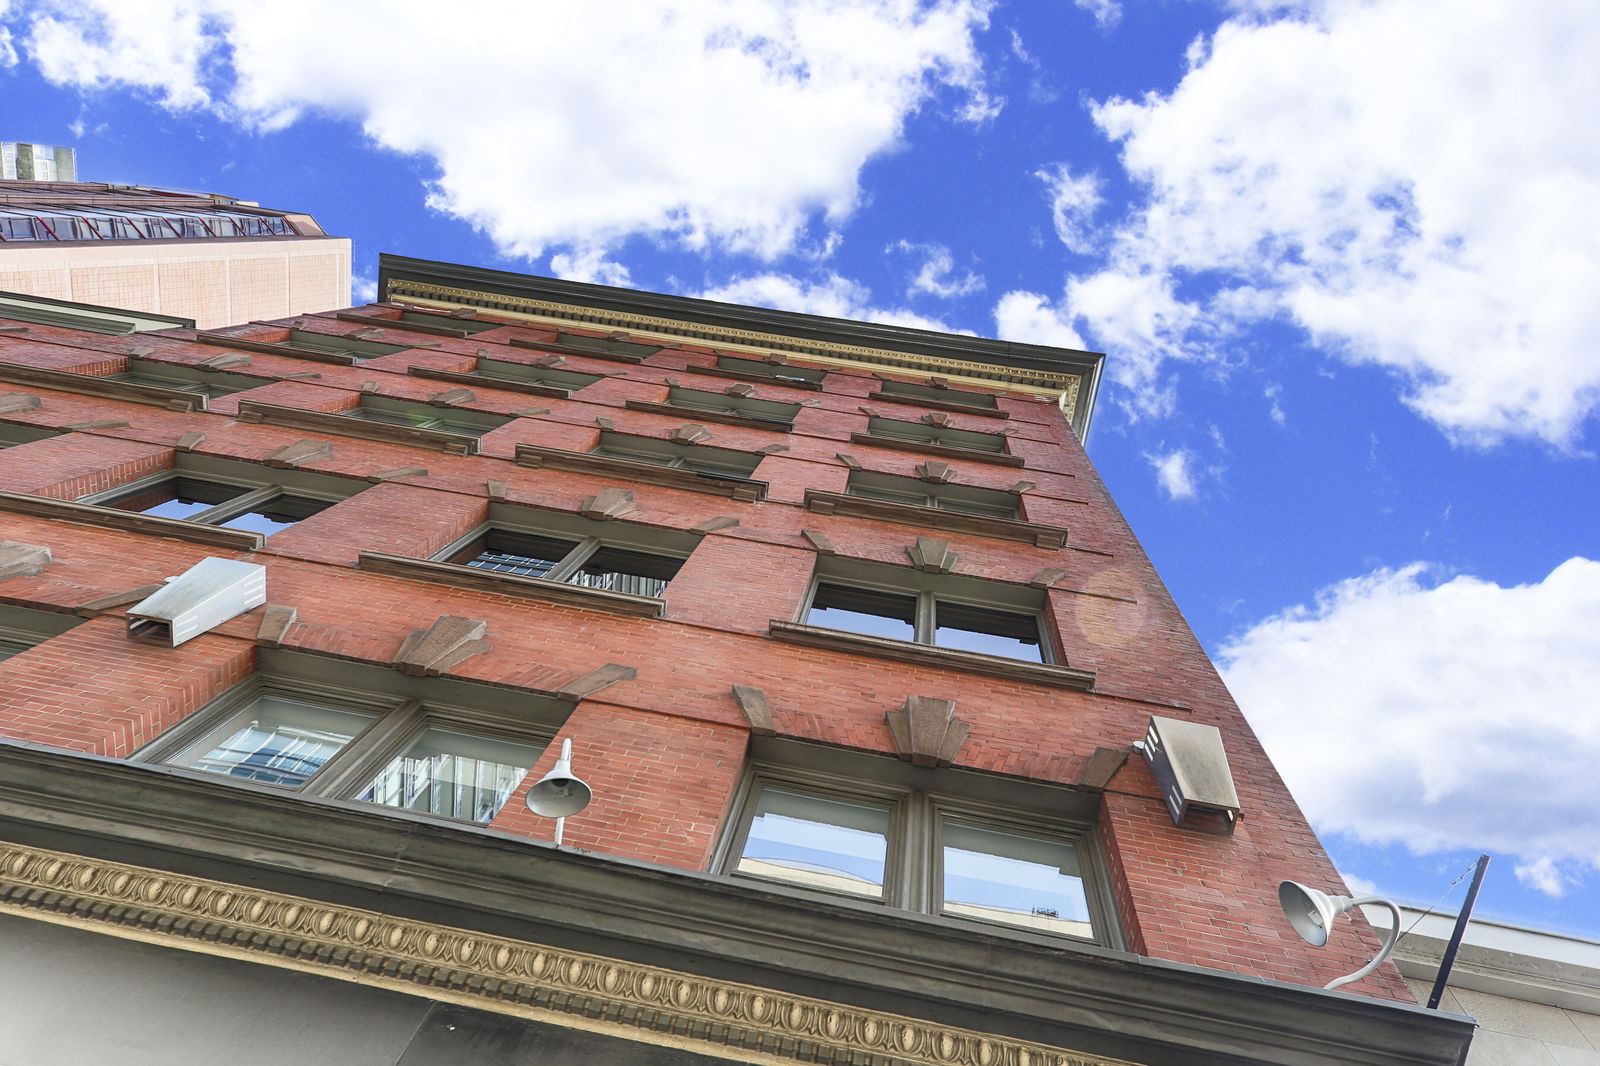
0, 181, 349, 328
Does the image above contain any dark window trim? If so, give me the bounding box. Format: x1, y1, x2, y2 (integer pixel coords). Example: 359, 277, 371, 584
514, 442, 768, 502
868, 387, 1010, 419
0, 421, 58, 448
236, 399, 486, 455
194, 328, 410, 366
508, 332, 661, 364
0, 360, 207, 412
406, 364, 575, 400
805, 489, 1066, 549
768, 620, 1092, 689
678, 362, 824, 392
359, 549, 664, 618
335, 311, 486, 339
624, 399, 794, 432
849, 431, 1025, 468
0, 487, 264, 549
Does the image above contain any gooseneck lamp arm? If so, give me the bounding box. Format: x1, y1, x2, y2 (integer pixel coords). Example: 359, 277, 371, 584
1324, 896, 1402, 990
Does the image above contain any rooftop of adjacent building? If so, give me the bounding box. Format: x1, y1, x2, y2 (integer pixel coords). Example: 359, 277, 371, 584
0, 179, 335, 244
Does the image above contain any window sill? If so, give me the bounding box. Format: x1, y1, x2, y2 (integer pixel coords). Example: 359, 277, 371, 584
0, 488, 265, 550
194, 332, 360, 366
766, 620, 1095, 690
514, 444, 768, 502
624, 400, 793, 432
678, 364, 823, 391
0, 362, 206, 413
867, 390, 1009, 419
803, 490, 1066, 549
848, 432, 1025, 468
407, 365, 572, 399
236, 400, 484, 456
508, 335, 657, 364
357, 550, 665, 618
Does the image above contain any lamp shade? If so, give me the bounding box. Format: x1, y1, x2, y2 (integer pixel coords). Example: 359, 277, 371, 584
1279, 880, 1351, 947
525, 738, 593, 818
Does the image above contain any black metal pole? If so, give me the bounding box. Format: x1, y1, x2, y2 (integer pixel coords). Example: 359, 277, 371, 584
1427, 854, 1490, 1009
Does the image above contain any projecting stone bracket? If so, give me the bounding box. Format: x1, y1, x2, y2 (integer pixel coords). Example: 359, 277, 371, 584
265, 439, 334, 468
915, 461, 955, 483
0, 541, 50, 580
555, 663, 638, 701
886, 695, 970, 768
254, 604, 298, 648
905, 537, 958, 574
1077, 747, 1129, 792
394, 615, 490, 677
730, 684, 776, 736
579, 487, 636, 520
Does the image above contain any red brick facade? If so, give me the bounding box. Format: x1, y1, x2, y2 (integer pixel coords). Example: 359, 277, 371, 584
0, 293, 1408, 1002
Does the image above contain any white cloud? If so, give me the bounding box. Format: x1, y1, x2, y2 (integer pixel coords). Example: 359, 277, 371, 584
10, 0, 994, 261
889, 240, 984, 299
1220, 558, 1600, 894
1072, 0, 1120, 30
351, 273, 377, 305
992, 290, 1086, 349
0, 0, 15, 68
698, 272, 959, 332
1515, 858, 1570, 899
1034, 163, 1101, 255
1055, 0, 1600, 447
1146, 447, 1197, 499
549, 249, 634, 288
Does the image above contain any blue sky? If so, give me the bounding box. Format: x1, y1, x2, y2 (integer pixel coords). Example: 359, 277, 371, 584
3, 0, 1597, 941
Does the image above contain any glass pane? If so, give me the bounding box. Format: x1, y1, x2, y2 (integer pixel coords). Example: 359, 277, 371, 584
357, 727, 542, 824
106, 478, 238, 520
347, 404, 441, 429
455, 531, 576, 578
938, 495, 1017, 518
808, 584, 917, 642
566, 546, 680, 597
736, 788, 890, 897
171, 695, 376, 788
850, 483, 930, 507
0, 640, 28, 661
217, 495, 328, 536
941, 821, 1093, 938
934, 602, 1043, 662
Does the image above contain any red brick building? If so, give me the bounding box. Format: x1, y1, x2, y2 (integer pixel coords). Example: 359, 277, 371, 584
0, 258, 1472, 1065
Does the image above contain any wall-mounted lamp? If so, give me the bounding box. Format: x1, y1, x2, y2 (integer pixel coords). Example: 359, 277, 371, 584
525, 738, 592, 846
1132, 716, 1240, 834
1279, 880, 1402, 990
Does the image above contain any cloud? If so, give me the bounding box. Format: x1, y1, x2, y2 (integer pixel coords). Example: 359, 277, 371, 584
1072, 0, 1120, 30
350, 273, 377, 305
1035, 163, 1101, 255
889, 240, 984, 299
1219, 558, 1600, 893
698, 272, 959, 332
992, 291, 1086, 349
1146, 448, 1197, 499
9, 0, 995, 261
1049, 0, 1600, 446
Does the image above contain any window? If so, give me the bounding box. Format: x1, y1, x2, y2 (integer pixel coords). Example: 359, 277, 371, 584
549, 331, 660, 360
344, 395, 510, 437
0, 422, 56, 449
714, 356, 825, 387
846, 471, 1017, 519
723, 767, 1107, 943
865, 416, 1005, 454
137, 655, 565, 826
474, 357, 601, 393
803, 561, 1048, 663
283, 330, 408, 362
591, 431, 761, 479
80, 456, 362, 537
663, 387, 799, 426
0, 604, 81, 662
392, 311, 505, 335
442, 527, 687, 597
878, 380, 997, 409
109, 359, 258, 399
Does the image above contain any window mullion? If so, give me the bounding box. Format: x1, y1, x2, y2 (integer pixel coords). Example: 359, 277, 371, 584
303, 699, 422, 797
189, 486, 280, 526
897, 794, 933, 913
547, 537, 602, 582
915, 591, 937, 644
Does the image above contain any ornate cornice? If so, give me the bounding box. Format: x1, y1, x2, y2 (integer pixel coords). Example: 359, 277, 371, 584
385, 278, 1083, 415
0, 840, 1138, 1066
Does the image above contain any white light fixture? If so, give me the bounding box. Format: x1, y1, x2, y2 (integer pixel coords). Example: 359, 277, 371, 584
1279, 880, 1402, 990
524, 738, 592, 846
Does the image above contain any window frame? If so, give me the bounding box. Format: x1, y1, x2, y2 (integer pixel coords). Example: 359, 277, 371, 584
0, 603, 81, 662
717, 759, 1117, 947
851, 417, 1025, 467
875, 379, 999, 410
845, 470, 1018, 519
134, 654, 566, 827
343, 393, 512, 437
799, 558, 1055, 665
109, 358, 263, 399
590, 431, 762, 479
0, 421, 56, 449
77, 454, 364, 536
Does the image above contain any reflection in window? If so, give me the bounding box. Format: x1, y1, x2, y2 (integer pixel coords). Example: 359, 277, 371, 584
169, 696, 376, 788
343, 396, 509, 437
806, 582, 1044, 663
941, 821, 1092, 938
110, 360, 256, 399
846, 471, 1017, 519
357, 727, 541, 824
448, 530, 685, 598
591, 432, 760, 479
934, 603, 1043, 662
806, 585, 916, 642
664, 387, 799, 425
879, 380, 998, 409
102, 477, 333, 537
714, 356, 825, 386
736, 787, 891, 897
866, 417, 1005, 454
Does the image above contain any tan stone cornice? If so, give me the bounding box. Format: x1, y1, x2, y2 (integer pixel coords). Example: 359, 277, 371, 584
385, 278, 1083, 414
0, 840, 1139, 1066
